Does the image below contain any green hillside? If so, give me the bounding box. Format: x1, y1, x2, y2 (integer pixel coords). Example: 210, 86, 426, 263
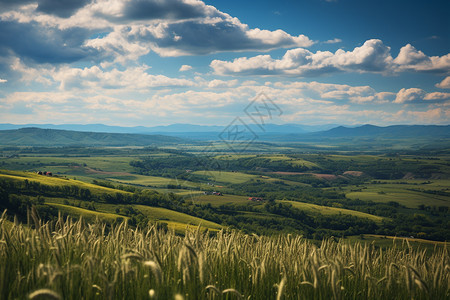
280, 200, 385, 223
0, 169, 131, 196
0, 127, 184, 146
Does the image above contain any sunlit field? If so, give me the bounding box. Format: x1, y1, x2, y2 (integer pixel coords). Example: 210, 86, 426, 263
1, 213, 448, 300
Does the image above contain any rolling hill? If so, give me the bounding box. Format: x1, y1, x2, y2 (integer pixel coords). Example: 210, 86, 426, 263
0, 127, 186, 146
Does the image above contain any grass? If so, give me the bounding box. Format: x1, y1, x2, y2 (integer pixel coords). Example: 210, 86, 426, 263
191, 170, 305, 187
0, 156, 136, 173
43, 198, 222, 231
192, 194, 254, 206
191, 170, 256, 184
46, 203, 125, 223
107, 174, 179, 187
345, 235, 449, 252
264, 155, 319, 169
345, 180, 450, 208
0, 169, 130, 196
1, 215, 448, 299
134, 205, 222, 230
280, 200, 385, 223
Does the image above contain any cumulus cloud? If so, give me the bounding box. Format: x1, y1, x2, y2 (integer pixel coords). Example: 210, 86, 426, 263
394, 44, 450, 73
393, 88, 450, 103
423, 92, 450, 100
211, 39, 450, 76
394, 88, 426, 103
52, 65, 196, 90
0, 78, 6, 83
84, 26, 149, 64
211, 39, 393, 76
436, 76, 450, 89
129, 19, 313, 57
207, 79, 238, 88
179, 64, 192, 71
0, 0, 315, 65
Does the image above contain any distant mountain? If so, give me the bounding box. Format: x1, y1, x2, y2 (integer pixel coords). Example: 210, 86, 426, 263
0, 124, 448, 146
0, 128, 186, 147
0, 123, 339, 134
316, 124, 450, 138
249, 124, 450, 143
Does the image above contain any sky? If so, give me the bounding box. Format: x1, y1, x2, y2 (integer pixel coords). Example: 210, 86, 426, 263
0, 0, 449, 127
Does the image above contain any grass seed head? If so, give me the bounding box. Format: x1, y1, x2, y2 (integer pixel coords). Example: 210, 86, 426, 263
28, 289, 61, 300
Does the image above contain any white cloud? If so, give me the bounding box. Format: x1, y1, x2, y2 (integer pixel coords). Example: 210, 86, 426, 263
394, 88, 426, 103
0, 0, 315, 67
394, 44, 450, 73
84, 26, 150, 64
324, 38, 342, 44
406, 108, 446, 123
2, 77, 449, 126
52, 65, 196, 91
211, 39, 394, 76
436, 76, 450, 89
10, 58, 54, 85
393, 88, 450, 103
245, 28, 313, 48
207, 79, 238, 88
179, 65, 192, 72
423, 92, 450, 100
211, 39, 450, 76
0, 79, 7, 83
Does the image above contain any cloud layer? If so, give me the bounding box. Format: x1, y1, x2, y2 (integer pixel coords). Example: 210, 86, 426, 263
0, 0, 448, 127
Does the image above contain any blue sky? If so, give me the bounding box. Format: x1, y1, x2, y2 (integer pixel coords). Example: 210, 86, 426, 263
0, 0, 448, 126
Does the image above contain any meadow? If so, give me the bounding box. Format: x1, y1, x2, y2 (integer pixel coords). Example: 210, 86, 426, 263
344, 180, 450, 208
279, 200, 385, 224
1, 146, 449, 240
1, 214, 448, 300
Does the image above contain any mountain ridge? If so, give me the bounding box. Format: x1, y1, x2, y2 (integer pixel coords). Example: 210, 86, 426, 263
0, 124, 448, 146
0, 127, 186, 146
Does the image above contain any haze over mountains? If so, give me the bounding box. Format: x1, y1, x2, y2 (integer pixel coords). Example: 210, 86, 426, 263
0, 124, 448, 147
0, 123, 338, 134
0, 127, 184, 147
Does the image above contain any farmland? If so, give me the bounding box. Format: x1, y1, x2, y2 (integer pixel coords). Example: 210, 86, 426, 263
345, 180, 450, 208
1, 145, 449, 241
0, 138, 449, 299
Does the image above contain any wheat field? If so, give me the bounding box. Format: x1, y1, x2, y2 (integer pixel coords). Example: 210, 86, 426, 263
0, 210, 448, 299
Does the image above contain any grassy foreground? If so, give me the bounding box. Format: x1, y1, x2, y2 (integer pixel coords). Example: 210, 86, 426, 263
0, 212, 448, 300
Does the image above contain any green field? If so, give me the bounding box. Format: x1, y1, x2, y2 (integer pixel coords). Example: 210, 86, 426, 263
0, 169, 131, 196
193, 194, 255, 206
280, 200, 385, 223
47, 203, 125, 222
191, 170, 256, 184
264, 154, 319, 168
134, 205, 222, 230
0, 155, 136, 173
212, 154, 319, 169
345, 234, 449, 251
345, 180, 450, 208
43, 198, 221, 231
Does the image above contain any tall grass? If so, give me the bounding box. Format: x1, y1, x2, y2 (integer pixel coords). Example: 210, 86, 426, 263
0, 210, 448, 299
